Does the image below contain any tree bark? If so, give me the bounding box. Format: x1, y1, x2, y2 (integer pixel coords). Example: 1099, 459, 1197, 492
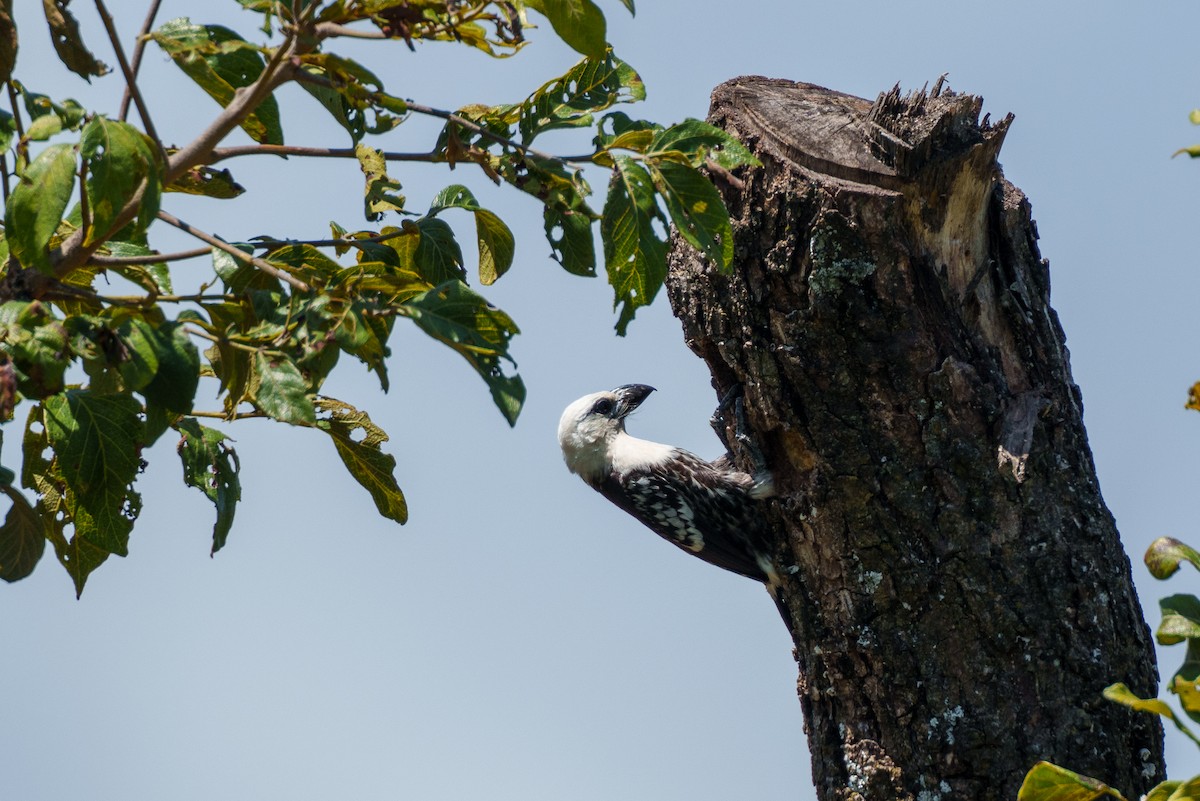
666, 77, 1163, 801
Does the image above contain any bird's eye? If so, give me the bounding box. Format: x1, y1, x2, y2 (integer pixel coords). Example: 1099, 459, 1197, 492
592, 398, 615, 416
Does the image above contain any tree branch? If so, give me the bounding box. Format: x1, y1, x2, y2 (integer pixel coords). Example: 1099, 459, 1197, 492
6, 80, 26, 163
157, 210, 310, 293
313, 22, 387, 40
118, 0, 165, 122
403, 100, 585, 165
209, 144, 439, 164
95, 0, 165, 161
89, 246, 212, 266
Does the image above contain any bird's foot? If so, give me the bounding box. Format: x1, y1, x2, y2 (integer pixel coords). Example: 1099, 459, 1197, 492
711, 385, 771, 481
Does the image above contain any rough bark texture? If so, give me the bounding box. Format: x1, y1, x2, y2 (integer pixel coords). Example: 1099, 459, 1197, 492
666, 78, 1163, 801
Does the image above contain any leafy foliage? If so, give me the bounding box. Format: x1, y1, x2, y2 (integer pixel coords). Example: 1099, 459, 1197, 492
1019, 535, 1200, 800
0, 0, 758, 594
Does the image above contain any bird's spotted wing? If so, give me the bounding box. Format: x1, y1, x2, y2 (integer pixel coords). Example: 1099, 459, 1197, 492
598, 451, 769, 581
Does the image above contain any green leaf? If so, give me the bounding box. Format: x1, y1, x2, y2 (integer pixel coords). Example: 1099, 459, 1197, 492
402, 281, 524, 425
355, 143, 405, 221
413, 217, 466, 284
544, 206, 596, 277
428, 185, 515, 285
297, 55, 404, 143
1158, 594, 1200, 645
141, 322, 200, 415
650, 158, 734, 268
0, 304, 69, 399
1147, 536, 1200, 579
0, 109, 16, 153
252, 351, 315, 425
22, 402, 101, 596
16, 85, 85, 131
474, 208, 515, 285
175, 418, 240, 555
1148, 776, 1200, 801
1147, 781, 1182, 801
1017, 761, 1126, 801
150, 18, 283, 145
166, 165, 245, 199
314, 398, 406, 524
42, 390, 143, 557
649, 118, 761, 170
42, 0, 109, 80
115, 317, 161, 391
212, 245, 280, 294
1103, 682, 1200, 748
1169, 640, 1200, 722
526, 0, 607, 59
0, 484, 47, 582
602, 155, 667, 335
518, 53, 643, 143
103, 241, 174, 294
4, 142, 76, 273
80, 117, 162, 244
263, 243, 343, 288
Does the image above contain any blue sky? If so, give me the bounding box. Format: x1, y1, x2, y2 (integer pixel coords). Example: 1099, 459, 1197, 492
3, 1, 1199, 798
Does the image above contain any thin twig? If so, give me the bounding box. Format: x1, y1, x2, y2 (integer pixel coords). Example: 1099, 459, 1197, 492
256, 229, 412, 248
101, 292, 237, 305
6, 81, 26, 163
78, 161, 91, 242
89, 246, 213, 266
314, 22, 387, 40
190, 410, 268, 421
119, 0, 164, 121
209, 144, 439, 163
157, 210, 311, 293
0, 154, 10, 204
95, 0, 166, 162
404, 100, 573, 164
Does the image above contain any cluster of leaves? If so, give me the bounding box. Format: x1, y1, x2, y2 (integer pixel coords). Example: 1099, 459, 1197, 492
1018, 537, 1200, 801
0, 1, 759, 595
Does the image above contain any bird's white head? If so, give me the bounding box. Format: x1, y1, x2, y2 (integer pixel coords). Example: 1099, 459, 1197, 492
557, 384, 655, 483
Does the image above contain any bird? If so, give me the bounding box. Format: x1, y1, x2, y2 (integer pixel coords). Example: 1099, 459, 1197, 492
557, 383, 778, 584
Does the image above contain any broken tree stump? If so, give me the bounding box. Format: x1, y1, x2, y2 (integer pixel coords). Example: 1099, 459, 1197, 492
667, 77, 1162, 801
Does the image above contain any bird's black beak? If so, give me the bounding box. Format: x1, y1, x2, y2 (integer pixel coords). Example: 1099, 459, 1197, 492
612, 384, 655, 418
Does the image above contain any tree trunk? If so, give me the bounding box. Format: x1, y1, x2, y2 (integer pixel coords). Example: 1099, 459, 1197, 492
666, 78, 1163, 801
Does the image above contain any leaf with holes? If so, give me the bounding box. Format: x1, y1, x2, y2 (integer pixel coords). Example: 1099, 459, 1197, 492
80, 116, 162, 244
42, 390, 143, 558
314, 398, 406, 524
517, 53, 643, 143
176, 418, 241, 555
42, 0, 109, 80
648, 118, 760, 170
356, 143, 406, 221
544, 206, 595, 277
